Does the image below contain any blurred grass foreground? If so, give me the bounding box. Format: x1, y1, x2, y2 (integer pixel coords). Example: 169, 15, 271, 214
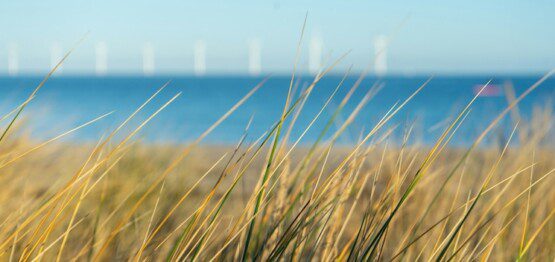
0, 54, 554, 261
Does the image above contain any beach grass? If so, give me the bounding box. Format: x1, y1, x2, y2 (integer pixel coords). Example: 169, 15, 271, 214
0, 51, 554, 261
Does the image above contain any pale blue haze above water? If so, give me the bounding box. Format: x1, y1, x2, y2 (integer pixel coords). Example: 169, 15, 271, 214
0, 75, 553, 146
1, 1, 554, 75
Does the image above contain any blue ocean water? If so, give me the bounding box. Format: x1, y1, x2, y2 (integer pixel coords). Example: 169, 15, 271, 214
0, 75, 553, 146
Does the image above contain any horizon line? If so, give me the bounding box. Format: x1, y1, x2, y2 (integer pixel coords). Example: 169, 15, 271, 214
0, 72, 551, 78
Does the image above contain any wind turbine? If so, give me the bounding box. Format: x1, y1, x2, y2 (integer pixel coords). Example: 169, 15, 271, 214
7, 43, 18, 76
374, 35, 388, 77
142, 42, 155, 76
309, 36, 323, 75
247, 38, 261, 76
50, 42, 63, 74
194, 40, 206, 76
95, 42, 108, 76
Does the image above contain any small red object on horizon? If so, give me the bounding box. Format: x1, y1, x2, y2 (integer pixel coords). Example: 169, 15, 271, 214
473, 84, 502, 97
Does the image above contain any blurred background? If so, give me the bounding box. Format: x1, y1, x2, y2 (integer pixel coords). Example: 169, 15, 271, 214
0, 0, 554, 145
1, 0, 554, 76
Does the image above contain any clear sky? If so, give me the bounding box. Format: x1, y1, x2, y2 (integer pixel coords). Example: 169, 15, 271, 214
0, 0, 554, 75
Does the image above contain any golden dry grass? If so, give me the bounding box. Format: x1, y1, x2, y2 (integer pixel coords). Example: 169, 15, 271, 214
0, 122, 553, 261
0, 43, 553, 261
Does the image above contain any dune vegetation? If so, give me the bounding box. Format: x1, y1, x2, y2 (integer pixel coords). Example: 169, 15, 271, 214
0, 46, 554, 262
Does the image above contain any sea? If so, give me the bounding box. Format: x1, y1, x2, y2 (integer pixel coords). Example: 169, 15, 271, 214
0, 75, 553, 146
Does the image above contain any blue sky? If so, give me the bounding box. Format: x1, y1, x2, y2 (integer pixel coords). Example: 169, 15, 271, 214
0, 0, 554, 75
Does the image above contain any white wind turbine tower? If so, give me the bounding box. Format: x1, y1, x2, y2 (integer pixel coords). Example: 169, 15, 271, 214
7, 43, 18, 76
374, 35, 388, 77
309, 36, 323, 75
95, 42, 108, 76
194, 40, 206, 76
50, 42, 63, 74
142, 42, 155, 76
247, 38, 261, 76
